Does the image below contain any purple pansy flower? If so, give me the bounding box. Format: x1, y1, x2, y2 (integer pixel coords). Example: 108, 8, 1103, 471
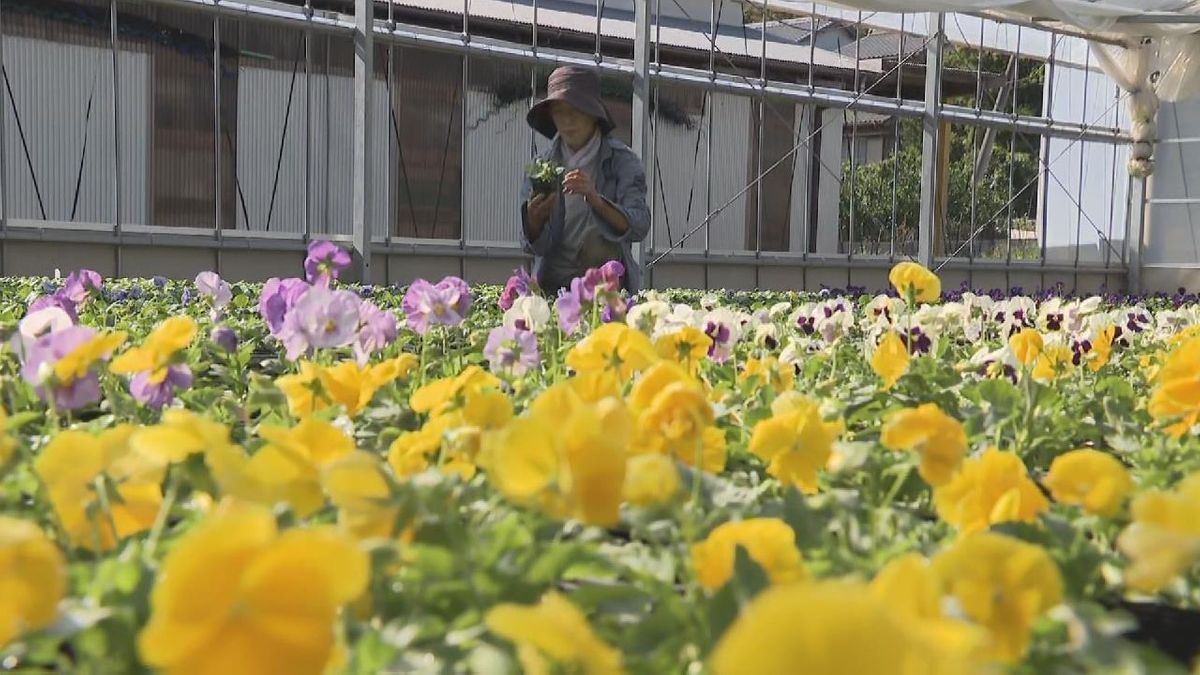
259, 277, 311, 336
62, 269, 103, 306
354, 300, 399, 365
29, 293, 78, 324
278, 285, 361, 361
195, 271, 233, 311
130, 365, 193, 409
500, 267, 537, 311
555, 278, 587, 335
211, 326, 239, 354
20, 326, 104, 410
401, 277, 471, 335
304, 240, 352, 286
484, 325, 539, 376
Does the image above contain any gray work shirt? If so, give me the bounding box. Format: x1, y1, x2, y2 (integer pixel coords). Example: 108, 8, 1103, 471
519, 134, 650, 295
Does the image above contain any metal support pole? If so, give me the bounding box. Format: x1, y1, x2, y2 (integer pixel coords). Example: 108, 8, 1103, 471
917, 12, 945, 268
111, 0, 122, 275
352, 0, 374, 282
213, 6, 223, 272
632, 0, 651, 278
1128, 175, 1147, 294
0, 0, 8, 274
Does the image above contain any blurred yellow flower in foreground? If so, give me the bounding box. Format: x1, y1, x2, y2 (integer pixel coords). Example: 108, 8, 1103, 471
889, 261, 942, 304
321, 451, 405, 542
55, 330, 127, 384
691, 518, 807, 591
871, 331, 909, 390
934, 448, 1047, 535
623, 454, 679, 507
933, 532, 1063, 663
1043, 449, 1133, 517
110, 316, 196, 382
749, 394, 842, 494
871, 553, 984, 660
739, 356, 795, 395
0, 407, 16, 467
138, 500, 368, 675
630, 362, 715, 468
1031, 343, 1073, 383
485, 592, 623, 675
711, 580, 977, 675
34, 426, 163, 551
881, 403, 967, 486
0, 517, 66, 648
1117, 472, 1200, 593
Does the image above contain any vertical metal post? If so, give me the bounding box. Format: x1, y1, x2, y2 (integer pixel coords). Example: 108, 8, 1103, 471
352, 0, 374, 282
756, 0, 766, 285
632, 0, 651, 278
916, 12, 945, 268
213, 5, 223, 272
1039, 33, 1056, 265
304, 0, 313, 242
0, 0, 6, 274
111, 0, 122, 275
1128, 176, 1147, 294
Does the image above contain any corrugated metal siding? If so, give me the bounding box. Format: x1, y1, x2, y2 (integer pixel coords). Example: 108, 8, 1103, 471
3, 33, 120, 224
706, 91, 751, 252
463, 87, 530, 245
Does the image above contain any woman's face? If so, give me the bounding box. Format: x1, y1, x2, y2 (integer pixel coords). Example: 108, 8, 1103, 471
549, 101, 598, 151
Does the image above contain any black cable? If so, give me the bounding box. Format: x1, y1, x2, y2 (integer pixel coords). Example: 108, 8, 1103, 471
430, 80, 460, 239
70, 68, 100, 222
265, 34, 305, 232
223, 129, 251, 229
387, 55, 419, 238
2, 67, 46, 220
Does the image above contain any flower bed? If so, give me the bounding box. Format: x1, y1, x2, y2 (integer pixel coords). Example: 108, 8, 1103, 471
3, 247, 1200, 674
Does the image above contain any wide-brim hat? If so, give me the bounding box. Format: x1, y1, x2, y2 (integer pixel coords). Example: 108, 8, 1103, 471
527, 66, 615, 140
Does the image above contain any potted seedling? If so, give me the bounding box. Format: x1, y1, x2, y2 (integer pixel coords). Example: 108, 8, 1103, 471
527, 158, 566, 197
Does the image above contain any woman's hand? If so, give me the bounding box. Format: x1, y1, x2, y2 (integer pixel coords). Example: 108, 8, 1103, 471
563, 169, 599, 201
527, 192, 556, 231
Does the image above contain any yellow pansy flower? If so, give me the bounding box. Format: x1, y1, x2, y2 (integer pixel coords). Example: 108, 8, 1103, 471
278, 355, 416, 418
739, 356, 795, 395
933, 448, 1047, 535
1008, 328, 1043, 367
0, 517, 66, 648
691, 518, 807, 591
485, 592, 624, 675
1117, 472, 1200, 593
1043, 449, 1133, 517
622, 454, 680, 507
0, 407, 16, 467
138, 500, 368, 675
748, 395, 842, 494
321, 451, 403, 541
1087, 325, 1117, 373
872, 331, 909, 390
245, 418, 356, 517
409, 365, 500, 418
34, 426, 164, 551
53, 330, 127, 384
889, 261, 941, 304
566, 323, 657, 380
631, 362, 713, 465
1031, 343, 1073, 383
1148, 336, 1200, 437
711, 580, 976, 675
933, 532, 1063, 663
486, 389, 629, 527
870, 553, 985, 660
654, 326, 711, 374
110, 316, 195, 382
880, 403, 967, 486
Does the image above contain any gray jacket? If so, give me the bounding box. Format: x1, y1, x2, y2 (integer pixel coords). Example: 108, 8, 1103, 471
519, 134, 650, 294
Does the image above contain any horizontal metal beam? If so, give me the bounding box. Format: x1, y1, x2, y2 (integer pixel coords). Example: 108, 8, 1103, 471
144, 0, 354, 33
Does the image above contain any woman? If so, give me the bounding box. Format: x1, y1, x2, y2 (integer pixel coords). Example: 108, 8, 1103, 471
520, 66, 650, 296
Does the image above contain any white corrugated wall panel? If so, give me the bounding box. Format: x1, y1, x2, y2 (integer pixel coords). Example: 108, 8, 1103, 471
463, 88, 529, 245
